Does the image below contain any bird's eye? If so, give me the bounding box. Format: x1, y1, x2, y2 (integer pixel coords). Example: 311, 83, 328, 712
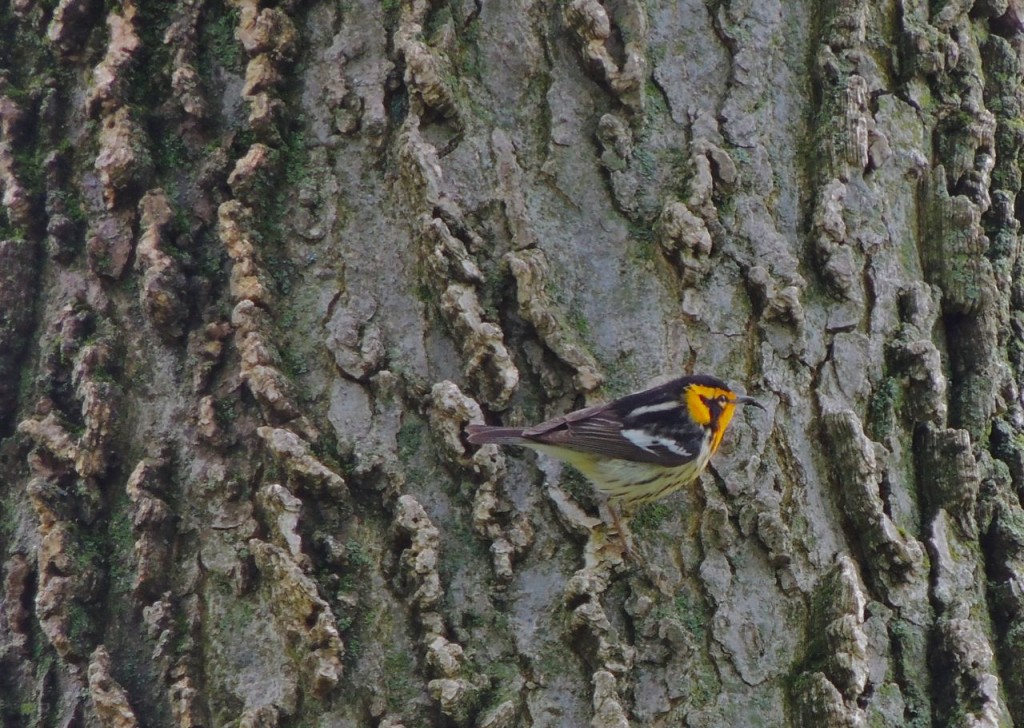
717, 395, 728, 404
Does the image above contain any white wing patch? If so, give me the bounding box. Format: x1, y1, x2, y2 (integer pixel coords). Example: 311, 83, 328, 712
627, 401, 679, 417
621, 428, 690, 457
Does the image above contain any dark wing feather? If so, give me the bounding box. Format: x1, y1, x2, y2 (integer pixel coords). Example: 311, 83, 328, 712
520, 382, 701, 466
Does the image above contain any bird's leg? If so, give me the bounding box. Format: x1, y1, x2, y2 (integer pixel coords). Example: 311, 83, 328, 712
613, 503, 675, 594
597, 500, 637, 560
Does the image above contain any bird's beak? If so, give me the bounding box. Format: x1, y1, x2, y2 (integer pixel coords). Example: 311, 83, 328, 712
736, 395, 766, 410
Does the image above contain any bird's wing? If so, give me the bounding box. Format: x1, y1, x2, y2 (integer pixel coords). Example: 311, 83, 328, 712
521, 399, 698, 466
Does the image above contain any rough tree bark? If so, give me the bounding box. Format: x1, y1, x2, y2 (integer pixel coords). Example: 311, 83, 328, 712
1, 0, 1022, 726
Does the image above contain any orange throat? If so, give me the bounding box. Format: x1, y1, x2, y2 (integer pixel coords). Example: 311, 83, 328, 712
712, 403, 737, 454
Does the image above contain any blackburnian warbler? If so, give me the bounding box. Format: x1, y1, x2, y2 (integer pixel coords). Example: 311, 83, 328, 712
466, 375, 763, 511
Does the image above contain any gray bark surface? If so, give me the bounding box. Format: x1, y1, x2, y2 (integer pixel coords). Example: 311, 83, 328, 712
0, 0, 1022, 727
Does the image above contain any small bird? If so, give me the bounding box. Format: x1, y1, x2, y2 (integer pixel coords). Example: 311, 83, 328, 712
466, 375, 763, 513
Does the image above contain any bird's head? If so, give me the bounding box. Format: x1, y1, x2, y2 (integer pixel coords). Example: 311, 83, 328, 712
682, 376, 764, 449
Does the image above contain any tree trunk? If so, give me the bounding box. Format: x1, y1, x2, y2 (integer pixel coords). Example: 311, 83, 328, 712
1, 0, 1023, 726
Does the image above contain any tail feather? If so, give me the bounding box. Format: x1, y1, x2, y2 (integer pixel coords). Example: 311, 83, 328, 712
465, 424, 528, 445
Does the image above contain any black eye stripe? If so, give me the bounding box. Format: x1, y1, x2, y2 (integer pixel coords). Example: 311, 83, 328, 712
700, 394, 725, 426
702, 393, 730, 406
